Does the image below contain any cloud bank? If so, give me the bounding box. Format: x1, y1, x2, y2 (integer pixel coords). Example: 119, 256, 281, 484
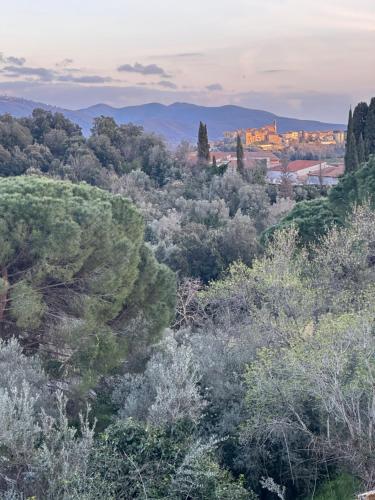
118, 63, 171, 78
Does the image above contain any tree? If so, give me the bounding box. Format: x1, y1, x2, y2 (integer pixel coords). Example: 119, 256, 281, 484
244, 309, 375, 490
43, 128, 68, 158
0, 114, 32, 150
236, 134, 245, 176
345, 108, 359, 172
352, 101, 368, 143
164, 222, 222, 283
364, 97, 375, 158
328, 155, 375, 216
0, 337, 102, 499
0, 176, 175, 385
345, 131, 359, 172
217, 212, 259, 269
89, 117, 172, 184
92, 419, 252, 499
358, 133, 366, 164
279, 157, 294, 199
113, 333, 206, 426
91, 116, 118, 141
197, 122, 210, 162
88, 133, 123, 173
263, 198, 340, 246
21, 109, 82, 143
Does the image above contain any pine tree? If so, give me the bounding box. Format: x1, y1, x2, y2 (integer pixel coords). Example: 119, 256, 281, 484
197, 122, 210, 162
352, 102, 369, 142
364, 97, 375, 158
236, 134, 245, 176
358, 133, 366, 165
345, 108, 359, 172
0, 176, 176, 385
212, 155, 217, 168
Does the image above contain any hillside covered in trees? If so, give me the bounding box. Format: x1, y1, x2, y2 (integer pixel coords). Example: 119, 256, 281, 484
0, 98, 374, 499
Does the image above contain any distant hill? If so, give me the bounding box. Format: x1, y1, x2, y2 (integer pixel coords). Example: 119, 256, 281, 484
0, 96, 346, 144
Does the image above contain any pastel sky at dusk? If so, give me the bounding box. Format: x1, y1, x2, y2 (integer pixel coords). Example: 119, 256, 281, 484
1, 0, 374, 122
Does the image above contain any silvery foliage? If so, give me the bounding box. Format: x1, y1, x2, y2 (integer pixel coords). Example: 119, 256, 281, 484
113, 331, 206, 426
0, 383, 41, 482
168, 436, 221, 497
0, 338, 99, 499
0, 337, 47, 398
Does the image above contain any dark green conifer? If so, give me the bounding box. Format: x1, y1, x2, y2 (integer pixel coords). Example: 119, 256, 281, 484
345, 109, 359, 172
236, 134, 245, 176
358, 133, 366, 165
364, 97, 375, 158
352, 102, 369, 142
345, 132, 359, 173
197, 122, 210, 162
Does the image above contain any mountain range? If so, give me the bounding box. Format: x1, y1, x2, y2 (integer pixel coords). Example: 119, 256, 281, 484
0, 96, 346, 144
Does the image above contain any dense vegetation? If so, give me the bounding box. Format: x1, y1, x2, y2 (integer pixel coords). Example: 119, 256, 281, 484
0, 101, 374, 499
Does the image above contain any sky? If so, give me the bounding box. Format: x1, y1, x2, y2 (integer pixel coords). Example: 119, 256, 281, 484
0, 0, 374, 122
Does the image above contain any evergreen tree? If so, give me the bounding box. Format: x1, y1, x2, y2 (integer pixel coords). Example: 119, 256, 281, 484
352, 102, 369, 142
0, 176, 175, 385
236, 134, 245, 176
346, 132, 359, 173
197, 122, 210, 162
358, 133, 366, 165
345, 109, 359, 172
212, 155, 217, 167
364, 97, 375, 158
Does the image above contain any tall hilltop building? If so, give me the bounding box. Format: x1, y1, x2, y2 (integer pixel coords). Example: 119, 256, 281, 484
245, 121, 281, 146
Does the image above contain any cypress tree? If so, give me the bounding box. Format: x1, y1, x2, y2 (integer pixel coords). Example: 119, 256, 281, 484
197, 121, 210, 162
345, 108, 359, 172
352, 102, 368, 142
364, 97, 375, 158
236, 134, 245, 176
358, 133, 366, 165
204, 124, 210, 161
345, 132, 359, 173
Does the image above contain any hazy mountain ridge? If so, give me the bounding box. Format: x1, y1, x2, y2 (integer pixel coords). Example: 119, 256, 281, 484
0, 96, 346, 143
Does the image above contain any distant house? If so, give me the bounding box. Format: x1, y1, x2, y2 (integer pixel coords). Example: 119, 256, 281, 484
267, 166, 298, 184
267, 160, 344, 185
243, 151, 280, 169
306, 164, 345, 186
187, 151, 280, 170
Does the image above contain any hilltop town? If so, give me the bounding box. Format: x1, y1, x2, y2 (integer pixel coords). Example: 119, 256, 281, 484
188, 120, 346, 187
220, 121, 346, 150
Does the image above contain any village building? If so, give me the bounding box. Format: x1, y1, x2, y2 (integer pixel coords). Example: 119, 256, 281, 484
245, 121, 278, 146
306, 164, 344, 185
187, 151, 280, 170
267, 160, 344, 185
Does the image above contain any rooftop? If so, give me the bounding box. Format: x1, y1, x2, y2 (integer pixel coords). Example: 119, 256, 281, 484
286, 160, 326, 172
307, 164, 345, 178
